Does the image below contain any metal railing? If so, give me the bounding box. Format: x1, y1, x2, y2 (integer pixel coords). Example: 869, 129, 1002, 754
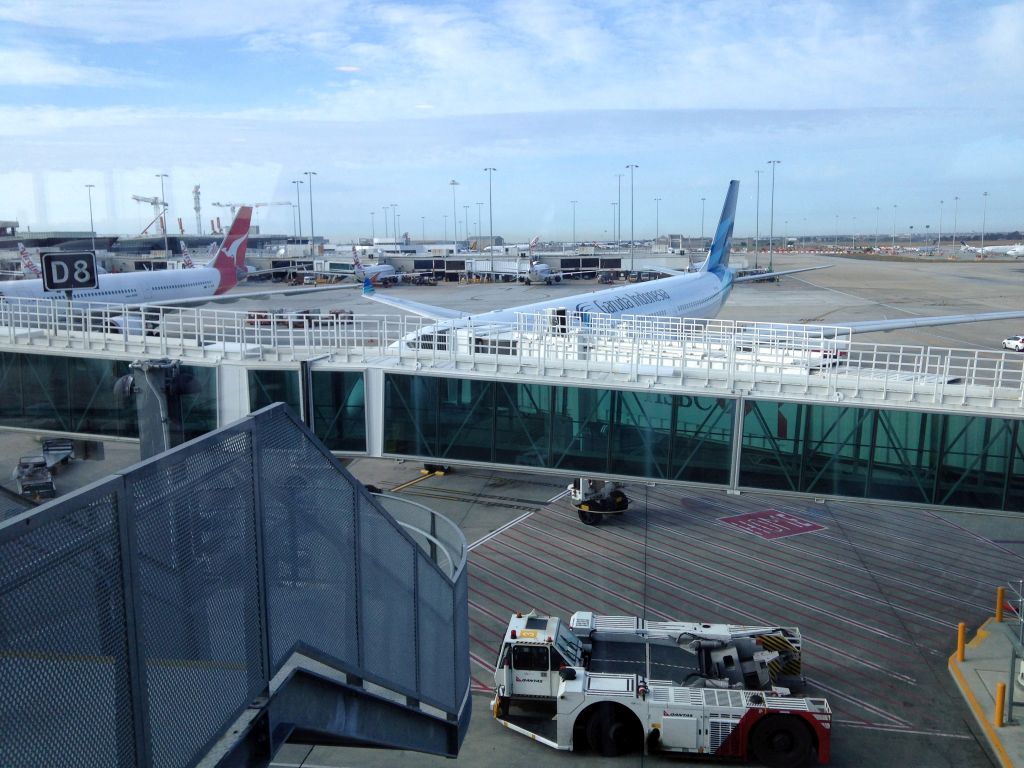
1, 295, 1022, 412
0, 403, 469, 767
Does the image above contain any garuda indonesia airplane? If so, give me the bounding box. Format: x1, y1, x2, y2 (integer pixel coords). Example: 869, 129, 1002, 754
363, 180, 1024, 340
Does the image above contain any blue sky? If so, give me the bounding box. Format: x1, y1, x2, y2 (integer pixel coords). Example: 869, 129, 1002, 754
1, 0, 1022, 243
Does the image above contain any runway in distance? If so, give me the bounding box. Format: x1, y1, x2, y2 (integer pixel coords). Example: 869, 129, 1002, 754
363, 180, 1024, 340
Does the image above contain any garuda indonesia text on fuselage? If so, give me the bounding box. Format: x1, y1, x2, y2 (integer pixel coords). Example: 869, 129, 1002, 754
362, 180, 1024, 338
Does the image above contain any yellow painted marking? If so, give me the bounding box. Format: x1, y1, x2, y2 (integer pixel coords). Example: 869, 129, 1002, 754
392, 472, 438, 492
966, 618, 991, 651
948, 651, 1012, 768
519, 630, 538, 639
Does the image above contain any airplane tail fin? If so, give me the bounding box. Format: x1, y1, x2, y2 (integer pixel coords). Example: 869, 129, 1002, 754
181, 242, 195, 268
18, 243, 41, 278
211, 206, 253, 295
699, 180, 740, 273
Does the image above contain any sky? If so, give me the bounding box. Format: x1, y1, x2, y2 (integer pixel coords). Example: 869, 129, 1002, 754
1, 0, 1022, 244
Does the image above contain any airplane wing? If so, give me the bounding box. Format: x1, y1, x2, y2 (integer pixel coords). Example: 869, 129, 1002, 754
360, 280, 467, 320
140, 281, 364, 308
841, 310, 1024, 335
733, 265, 832, 283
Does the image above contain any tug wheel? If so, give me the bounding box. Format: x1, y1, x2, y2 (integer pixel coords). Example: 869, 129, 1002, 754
577, 508, 602, 525
750, 715, 813, 768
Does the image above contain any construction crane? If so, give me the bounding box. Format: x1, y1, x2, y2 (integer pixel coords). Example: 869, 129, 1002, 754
211, 202, 291, 216
131, 194, 166, 236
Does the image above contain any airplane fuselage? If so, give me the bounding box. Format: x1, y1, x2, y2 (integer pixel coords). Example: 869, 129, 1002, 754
0, 266, 223, 304
403, 269, 733, 345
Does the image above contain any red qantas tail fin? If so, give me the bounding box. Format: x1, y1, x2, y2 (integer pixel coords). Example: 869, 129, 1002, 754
212, 206, 253, 294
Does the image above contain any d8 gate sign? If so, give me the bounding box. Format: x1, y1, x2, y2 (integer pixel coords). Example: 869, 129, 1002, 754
41, 251, 98, 291
719, 509, 826, 540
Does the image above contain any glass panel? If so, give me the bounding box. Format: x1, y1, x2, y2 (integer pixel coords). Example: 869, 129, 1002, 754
248, 369, 301, 415
548, 386, 610, 473
382, 373, 438, 457
668, 395, 734, 484
0, 352, 138, 438
494, 382, 552, 468
436, 379, 494, 461
936, 413, 1015, 510
170, 364, 218, 444
311, 370, 367, 452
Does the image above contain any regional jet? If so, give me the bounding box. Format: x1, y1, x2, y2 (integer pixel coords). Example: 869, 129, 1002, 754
363, 181, 1024, 342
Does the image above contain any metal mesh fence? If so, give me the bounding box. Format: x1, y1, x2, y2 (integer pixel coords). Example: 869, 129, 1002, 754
0, 403, 469, 767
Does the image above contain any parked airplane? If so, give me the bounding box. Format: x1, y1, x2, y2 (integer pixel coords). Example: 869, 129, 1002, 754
363, 180, 1024, 342
0, 207, 259, 305
960, 240, 1024, 257
352, 248, 399, 284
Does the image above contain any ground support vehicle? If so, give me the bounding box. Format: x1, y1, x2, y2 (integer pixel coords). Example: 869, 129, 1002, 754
41, 438, 74, 469
493, 611, 831, 766
14, 456, 56, 500
569, 478, 629, 524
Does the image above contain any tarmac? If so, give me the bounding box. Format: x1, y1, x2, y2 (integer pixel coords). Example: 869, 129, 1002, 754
951, 615, 1024, 768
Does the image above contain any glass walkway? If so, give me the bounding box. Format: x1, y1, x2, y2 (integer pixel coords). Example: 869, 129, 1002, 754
1, 299, 1022, 513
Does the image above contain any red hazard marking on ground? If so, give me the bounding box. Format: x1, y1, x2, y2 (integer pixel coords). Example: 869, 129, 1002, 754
719, 509, 826, 539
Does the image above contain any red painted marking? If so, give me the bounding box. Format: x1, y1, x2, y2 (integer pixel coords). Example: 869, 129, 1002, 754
719, 509, 826, 539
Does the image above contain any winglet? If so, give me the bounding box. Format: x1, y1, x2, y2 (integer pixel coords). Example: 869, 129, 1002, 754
699, 180, 740, 273
362, 277, 375, 296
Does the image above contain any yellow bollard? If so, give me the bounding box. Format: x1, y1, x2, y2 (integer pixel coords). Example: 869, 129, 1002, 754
996, 586, 1005, 623
996, 681, 1006, 727
957, 622, 966, 662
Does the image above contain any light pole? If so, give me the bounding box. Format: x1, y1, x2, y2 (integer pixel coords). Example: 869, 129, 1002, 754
370, 211, 375, 241
85, 184, 96, 252
155, 173, 169, 254
449, 179, 459, 246
476, 202, 483, 245
754, 170, 763, 268
303, 170, 317, 256
291, 205, 298, 238
484, 167, 496, 251
392, 204, 398, 246
981, 191, 989, 250
570, 200, 577, 250
626, 164, 638, 271
891, 204, 897, 250
383, 205, 389, 241
615, 173, 624, 244
700, 197, 706, 242
909, 225, 914, 247
463, 205, 471, 245
611, 203, 617, 245
953, 196, 959, 250
292, 179, 304, 245
938, 200, 944, 251
396, 213, 401, 245
834, 214, 838, 250
851, 217, 856, 249
767, 160, 780, 271
874, 206, 880, 250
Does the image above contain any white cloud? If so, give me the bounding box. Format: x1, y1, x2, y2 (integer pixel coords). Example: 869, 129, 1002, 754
0, 47, 150, 87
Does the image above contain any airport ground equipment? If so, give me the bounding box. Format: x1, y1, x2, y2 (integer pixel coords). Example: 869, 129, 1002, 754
569, 478, 629, 524
41, 438, 74, 468
493, 611, 831, 766
13, 455, 56, 500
